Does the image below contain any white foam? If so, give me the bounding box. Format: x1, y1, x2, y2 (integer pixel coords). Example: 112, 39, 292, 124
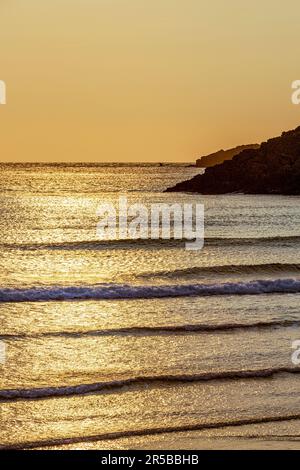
1, 278, 300, 302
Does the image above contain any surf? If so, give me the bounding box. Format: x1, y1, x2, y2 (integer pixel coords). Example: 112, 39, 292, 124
1, 278, 300, 302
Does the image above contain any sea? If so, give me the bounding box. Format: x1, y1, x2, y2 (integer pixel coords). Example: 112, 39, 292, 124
1, 163, 300, 450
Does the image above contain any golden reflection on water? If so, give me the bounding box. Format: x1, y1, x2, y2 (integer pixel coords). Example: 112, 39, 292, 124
2, 374, 300, 449
1, 166, 300, 449
0, 325, 298, 390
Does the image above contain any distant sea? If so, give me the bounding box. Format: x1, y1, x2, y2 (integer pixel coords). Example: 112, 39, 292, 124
1, 163, 300, 449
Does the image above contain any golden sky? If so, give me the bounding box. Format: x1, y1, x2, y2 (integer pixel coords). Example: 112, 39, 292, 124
1, 0, 300, 162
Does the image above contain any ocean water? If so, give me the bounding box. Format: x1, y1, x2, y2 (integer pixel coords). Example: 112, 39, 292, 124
1, 163, 300, 449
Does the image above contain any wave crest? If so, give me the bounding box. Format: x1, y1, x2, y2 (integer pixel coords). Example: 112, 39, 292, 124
2, 235, 300, 251
1, 278, 300, 302
141, 263, 300, 279
1, 367, 300, 400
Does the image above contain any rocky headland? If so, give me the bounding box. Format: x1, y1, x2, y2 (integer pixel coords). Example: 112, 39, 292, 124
196, 144, 259, 168
166, 126, 300, 195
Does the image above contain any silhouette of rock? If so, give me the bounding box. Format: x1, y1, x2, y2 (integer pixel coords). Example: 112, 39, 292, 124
166, 126, 300, 194
196, 144, 259, 168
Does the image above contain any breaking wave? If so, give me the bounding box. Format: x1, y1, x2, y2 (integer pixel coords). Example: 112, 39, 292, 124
1, 278, 300, 302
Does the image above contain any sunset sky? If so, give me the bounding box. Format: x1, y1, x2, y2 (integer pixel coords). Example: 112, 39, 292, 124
1, 0, 300, 162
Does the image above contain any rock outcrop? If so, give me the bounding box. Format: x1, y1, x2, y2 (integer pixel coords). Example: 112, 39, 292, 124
196, 144, 259, 168
166, 126, 300, 195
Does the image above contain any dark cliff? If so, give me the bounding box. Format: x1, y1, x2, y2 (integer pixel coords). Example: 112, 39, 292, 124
166, 126, 300, 195
196, 144, 259, 168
